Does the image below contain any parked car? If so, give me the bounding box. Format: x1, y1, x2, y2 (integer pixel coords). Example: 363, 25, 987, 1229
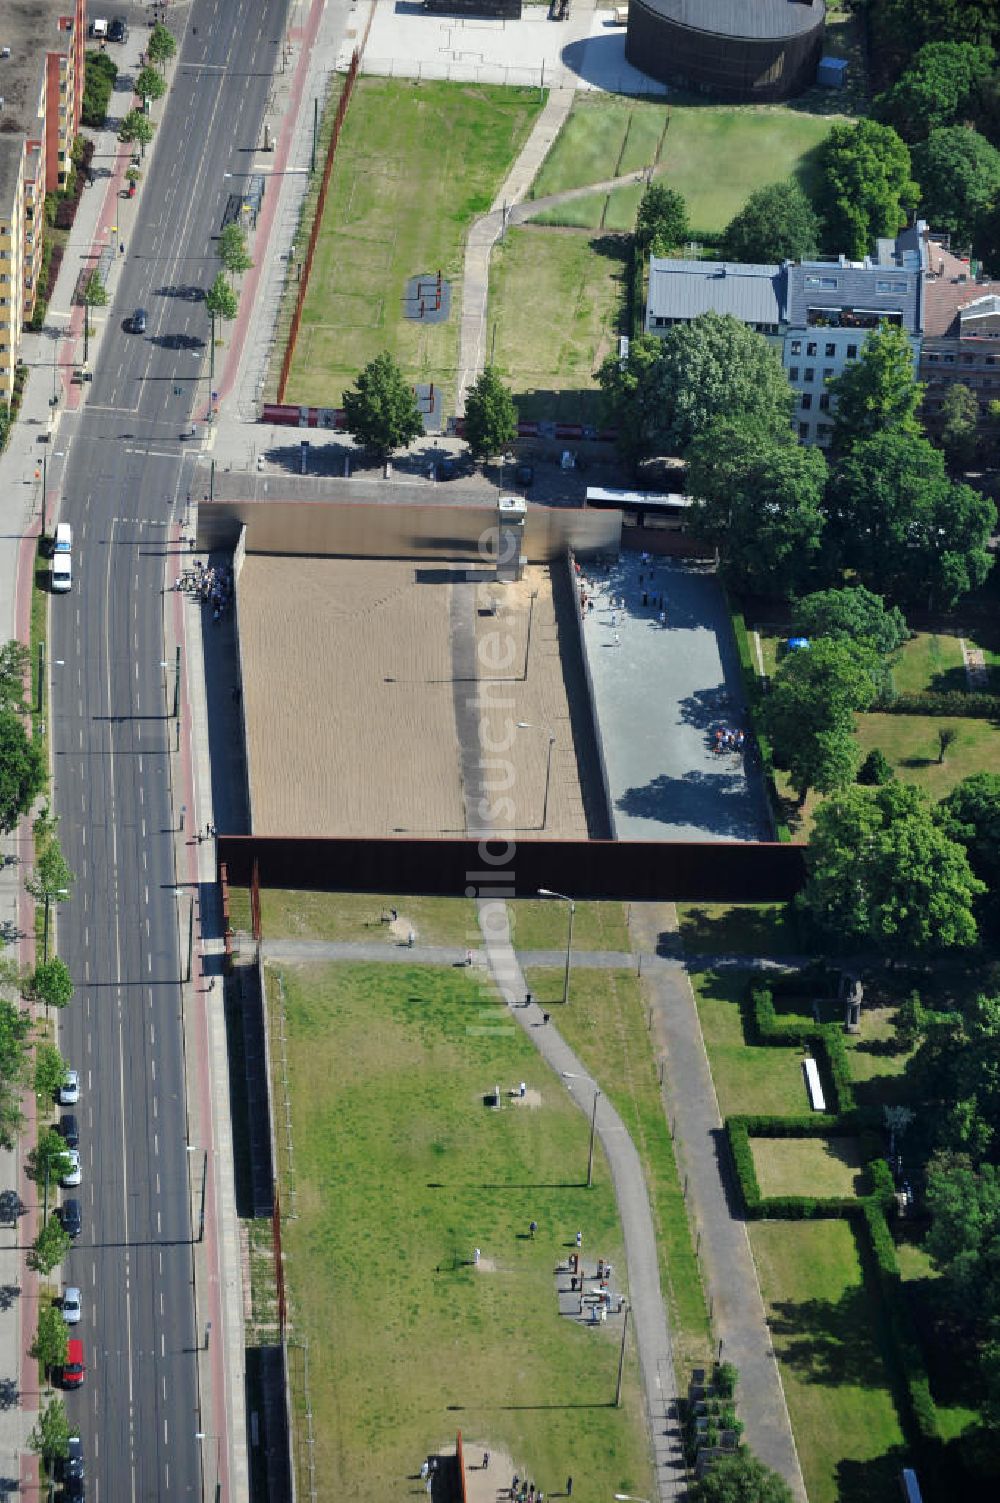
132, 307, 147, 334
63, 1478, 85, 1502
515, 462, 535, 488
59, 1114, 80, 1149
62, 1287, 82, 1326
59, 1069, 80, 1105
61, 1199, 82, 1238
61, 1149, 82, 1187
62, 1338, 85, 1388
63, 1434, 84, 1479
108, 16, 128, 43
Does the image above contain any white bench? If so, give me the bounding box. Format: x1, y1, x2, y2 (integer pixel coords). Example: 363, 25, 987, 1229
802, 1056, 826, 1112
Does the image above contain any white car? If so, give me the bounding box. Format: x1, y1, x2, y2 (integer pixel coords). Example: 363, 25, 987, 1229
62, 1287, 82, 1325
59, 1070, 80, 1105
61, 1149, 82, 1187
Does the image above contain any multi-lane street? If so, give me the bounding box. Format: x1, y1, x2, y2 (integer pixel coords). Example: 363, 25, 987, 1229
50, 2, 288, 1496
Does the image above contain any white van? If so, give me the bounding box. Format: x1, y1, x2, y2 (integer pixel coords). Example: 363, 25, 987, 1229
52, 548, 72, 593
54, 522, 72, 554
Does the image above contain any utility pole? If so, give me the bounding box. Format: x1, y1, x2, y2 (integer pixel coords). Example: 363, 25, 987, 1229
173, 645, 181, 720
41, 450, 48, 537
615, 1302, 630, 1406
587, 1088, 600, 1189
311, 97, 318, 173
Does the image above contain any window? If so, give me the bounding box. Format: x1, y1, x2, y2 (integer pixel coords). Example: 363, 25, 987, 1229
825, 342, 836, 357
789, 366, 799, 382
926, 352, 940, 363
790, 339, 801, 355
805, 275, 838, 289
798, 422, 810, 439
807, 341, 818, 356
800, 393, 813, 410
846, 344, 858, 359
961, 353, 974, 364
804, 368, 815, 382
819, 393, 830, 411
876, 279, 906, 293
823, 368, 834, 380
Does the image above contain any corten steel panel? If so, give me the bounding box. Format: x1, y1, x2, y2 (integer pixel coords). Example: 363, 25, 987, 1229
197, 499, 622, 561
218, 835, 806, 903
626, 2, 825, 101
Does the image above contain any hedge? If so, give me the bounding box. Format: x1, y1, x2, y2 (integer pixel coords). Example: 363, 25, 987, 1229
723, 599, 793, 841
873, 691, 1000, 720
749, 986, 856, 1116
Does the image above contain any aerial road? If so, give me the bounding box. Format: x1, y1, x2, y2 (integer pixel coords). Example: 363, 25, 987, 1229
48, 1, 289, 1496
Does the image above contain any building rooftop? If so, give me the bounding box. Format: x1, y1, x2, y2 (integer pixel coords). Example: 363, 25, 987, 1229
0, 0, 70, 204
786, 255, 922, 332
921, 234, 1000, 338
637, 0, 825, 41
647, 258, 786, 327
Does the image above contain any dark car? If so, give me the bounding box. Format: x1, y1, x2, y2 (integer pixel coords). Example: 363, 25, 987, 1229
63, 1480, 85, 1502
59, 1113, 80, 1149
132, 307, 147, 334
515, 462, 535, 488
61, 1198, 82, 1239
108, 17, 128, 43
63, 1435, 84, 1480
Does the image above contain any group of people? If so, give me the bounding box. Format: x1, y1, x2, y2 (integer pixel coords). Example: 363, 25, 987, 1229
713, 726, 746, 755
188, 560, 234, 622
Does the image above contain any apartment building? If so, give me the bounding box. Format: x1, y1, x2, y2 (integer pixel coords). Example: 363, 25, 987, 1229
0, 0, 86, 404
919, 235, 1000, 432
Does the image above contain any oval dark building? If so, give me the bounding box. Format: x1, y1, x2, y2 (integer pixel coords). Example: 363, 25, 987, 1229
625, 0, 827, 103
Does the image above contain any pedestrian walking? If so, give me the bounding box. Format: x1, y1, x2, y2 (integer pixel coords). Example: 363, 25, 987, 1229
542, 1011, 550, 1025
474, 1248, 481, 1266
576, 1230, 582, 1249
482, 1451, 490, 1470
566, 1476, 573, 1496
529, 1220, 537, 1239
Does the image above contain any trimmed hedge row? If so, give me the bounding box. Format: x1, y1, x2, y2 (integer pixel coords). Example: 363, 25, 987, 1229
861, 1200, 939, 1444
725, 601, 793, 842
873, 690, 1000, 720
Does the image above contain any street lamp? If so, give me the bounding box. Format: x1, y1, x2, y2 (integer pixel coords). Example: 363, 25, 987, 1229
563, 1071, 600, 1188
517, 722, 555, 830
614, 1298, 631, 1408
42, 887, 70, 965
195, 1432, 221, 1503
538, 887, 574, 1004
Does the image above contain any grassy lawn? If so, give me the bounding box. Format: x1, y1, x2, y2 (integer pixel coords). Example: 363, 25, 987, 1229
231, 888, 478, 946
675, 902, 798, 957
507, 898, 630, 953
529, 99, 838, 236
854, 712, 1000, 801
284, 78, 543, 410
751, 1136, 866, 1199
749, 1220, 907, 1503
894, 1238, 979, 1444
524, 966, 711, 1379
488, 225, 627, 423
889, 632, 967, 695
274, 961, 654, 1502
691, 971, 811, 1117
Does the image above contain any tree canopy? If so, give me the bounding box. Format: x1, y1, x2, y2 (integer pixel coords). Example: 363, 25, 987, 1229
0, 710, 46, 834
793, 586, 909, 658
463, 366, 518, 459
925, 1151, 1000, 1327
913, 126, 1000, 248
635, 183, 689, 255
30, 1303, 69, 1377
813, 119, 919, 259
600, 313, 793, 463
205, 271, 238, 324
27, 1217, 71, 1276
118, 108, 154, 157
877, 42, 995, 141
760, 638, 879, 801
342, 351, 424, 463
685, 418, 827, 596
218, 222, 253, 281
721, 181, 820, 264
0, 640, 29, 713
827, 323, 924, 450
797, 781, 984, 954
690, 1449, 795, 1503
938, 773, 1000, 915
938, 382, 981, 471
28, 1397, 72, 1469
827, 430, 996, 609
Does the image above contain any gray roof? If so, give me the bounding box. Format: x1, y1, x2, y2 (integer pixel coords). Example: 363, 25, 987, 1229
637, 0, 825, 40
647, 258, 786, 326
786, 257, 921, 333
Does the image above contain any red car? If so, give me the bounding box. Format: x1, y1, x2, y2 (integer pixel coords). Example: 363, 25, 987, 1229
63, 1338, 86, 1388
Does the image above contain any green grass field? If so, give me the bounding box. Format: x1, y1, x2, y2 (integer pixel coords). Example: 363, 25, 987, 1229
525, 966, 711, 1378
692, 971, 812, 1117
487, 225, 627, 422
239, 888, 479, 947
284, 79, 543, 410
507, 898, 630, 953
749, 1220, 907, 1503
751, 1136, 866, 1199
273, 960, 654, 1502
675, 902, 798, 957
855, 712, 1000, 802
529, 99, 838, 236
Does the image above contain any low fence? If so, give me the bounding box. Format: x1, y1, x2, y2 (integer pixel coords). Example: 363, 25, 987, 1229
217, 833, 805, 902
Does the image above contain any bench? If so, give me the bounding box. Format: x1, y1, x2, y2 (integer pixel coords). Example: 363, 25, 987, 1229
802, 1056, 826, 1112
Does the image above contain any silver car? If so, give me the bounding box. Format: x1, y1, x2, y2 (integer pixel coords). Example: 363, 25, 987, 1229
62, 1287, 82, 1325
59, 1069, 80, 1105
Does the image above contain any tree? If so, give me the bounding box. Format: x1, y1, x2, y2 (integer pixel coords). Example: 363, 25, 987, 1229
793, 585, 909, 658
599, 312, 793, 463
925, 1153, 1000, 1327
635, 182, 689, 255
938, 725, 960, 763
135, 64, 166, 104
118, 108, 154, 158
0, 995, 30, 1148
877, 42, 995, 141
797, 781, 985, 954
938, 772, 1000, 910
0, 640, 30, 712
827, 429, 996, 609
27, 1217, 71, 1276
31, 1303, 69, 1380
205, 271, 238, 326
686, 418, 827, 595
342, 351, 424, 463
147, 21, 177, 71
463, 365, 517, 459
760, 638, 879, 801
28, 1397, 71, 1468
910, 995, 1000, 1160
721, 181, 820, 264
82, 51, 118, 128
938, 382, 980, 470
26, 1128, 73, 1187
827, 322, 923, 449
813, 119, 919, 259
913, 126, 1000, 248
219, 222, 253, 282
690, 1449, 795, 1503
82, 271, 108, 310
0, 710, 45, 833
34, 1041, 68, 1103
857, 748, 896, 786
26, 834, 74, 963
28, 958, 74, 1012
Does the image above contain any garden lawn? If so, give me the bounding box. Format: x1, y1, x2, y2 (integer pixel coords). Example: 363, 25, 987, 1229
283, 79, 543, 410
507, 898, 630, 953
854, 712, 1000, 801
250, 888, 477, 947
748, 1220, 907, 1503
888, 632, 967, 695
273, 961, 654, 1503
691, 971, 811, 1117
751, 1136, 866, 1199
524, 966, 710, 1378
675, 902, 798, 957
487, 226, 627, 423
530, 99, 838, 236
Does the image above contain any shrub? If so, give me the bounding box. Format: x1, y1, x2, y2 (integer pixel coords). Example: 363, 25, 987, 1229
858, 747, 896, 785
82, 51, 118, 128
874, 691, 1000, 719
